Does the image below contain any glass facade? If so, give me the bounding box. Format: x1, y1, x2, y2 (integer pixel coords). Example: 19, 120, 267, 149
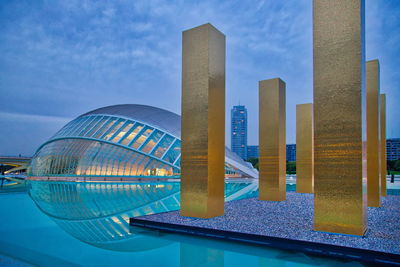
387, 138, 400, 161
231, 105, 248, 160
29, 111, 254, 179
286, 144, 296, 162
247, 145, 259, 159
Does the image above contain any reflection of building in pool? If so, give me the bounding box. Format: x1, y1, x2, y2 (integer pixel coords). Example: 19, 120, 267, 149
28, 180, 258, 248
28, 104, 258, 181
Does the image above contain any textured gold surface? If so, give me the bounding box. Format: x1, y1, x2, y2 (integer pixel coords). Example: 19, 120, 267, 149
380, 94, 387, 196
296, 104, 314, 193
313, 0, 367, 235
180, 23, 225, 218
259, 78, 286, 201
366, 60, 381, 207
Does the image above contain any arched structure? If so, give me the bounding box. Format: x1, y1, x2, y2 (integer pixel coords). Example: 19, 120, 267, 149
28, 104, 258, 180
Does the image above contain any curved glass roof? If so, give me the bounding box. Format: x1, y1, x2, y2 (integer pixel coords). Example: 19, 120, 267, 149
80, 104, 181, 138
29, 104, 258, 179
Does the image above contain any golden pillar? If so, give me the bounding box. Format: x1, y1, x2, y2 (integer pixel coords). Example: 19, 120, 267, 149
313, 0, 367, 235
180, 23, 225, 218
380, 94, 387, 196
259, 78, 286, 201
366, 60, 381, 207
296, 103, 314, 193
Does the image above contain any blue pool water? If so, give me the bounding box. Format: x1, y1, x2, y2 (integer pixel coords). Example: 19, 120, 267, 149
0, 178, 371, 267
0, 191, 368, 267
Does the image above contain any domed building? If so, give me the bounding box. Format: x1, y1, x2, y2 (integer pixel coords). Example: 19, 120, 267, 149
26, 104, 258, 248
28, 104, 258, 180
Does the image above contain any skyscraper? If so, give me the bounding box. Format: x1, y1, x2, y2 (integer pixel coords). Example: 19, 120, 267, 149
387, 138, 400, 160
231, 105, 247, 159
286, 144, 296, 162
247, 145, 259, 159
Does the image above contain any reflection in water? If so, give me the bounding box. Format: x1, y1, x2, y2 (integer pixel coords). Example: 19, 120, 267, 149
136, 227, 362, 267
180, 243, 224, 267
28, 179, 258, 251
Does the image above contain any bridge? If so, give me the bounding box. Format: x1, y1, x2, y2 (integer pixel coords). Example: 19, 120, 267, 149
0, 156, 31, 174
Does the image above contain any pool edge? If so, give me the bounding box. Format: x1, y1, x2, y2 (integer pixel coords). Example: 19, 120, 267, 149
130, 217, 400, 266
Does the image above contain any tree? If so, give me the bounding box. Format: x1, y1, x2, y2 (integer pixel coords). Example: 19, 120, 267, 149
246, 158, 259, 170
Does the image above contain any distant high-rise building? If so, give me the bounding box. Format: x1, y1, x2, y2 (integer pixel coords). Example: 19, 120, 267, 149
247, 145, 259, 159
387, 138, 400, 161
286, 144, 296, 162
245, 144, 296, 161
231, 105, 247, 159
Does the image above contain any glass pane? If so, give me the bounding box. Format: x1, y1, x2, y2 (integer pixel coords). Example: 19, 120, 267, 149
59, 117, 83, 137
68, 117, 92, 136
175, 156, 181, 167
110, 122, 134, 143
103, 119, 125, 141
120, 123, 143, 145
162, 140, 181, 164
93, 118, 117, 139
151, 135, 174, 158
78, 116, 101, 136
130, 126, 153, 149
140, 130, 163, 154
53, 119, 76, 138
86, 116, 108, 137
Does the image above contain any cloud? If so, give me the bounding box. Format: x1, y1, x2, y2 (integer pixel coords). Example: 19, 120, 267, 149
0, 112, 71, 124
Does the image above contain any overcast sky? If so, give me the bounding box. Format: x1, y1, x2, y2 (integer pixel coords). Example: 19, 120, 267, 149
0, 0, 399, 156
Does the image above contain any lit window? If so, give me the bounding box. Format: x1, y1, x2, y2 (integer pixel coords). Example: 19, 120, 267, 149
140, 130, 163, 153
130, 127, 153, 149
120, 123, 144, 145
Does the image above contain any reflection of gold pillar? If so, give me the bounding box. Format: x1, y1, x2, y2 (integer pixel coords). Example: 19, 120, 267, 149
313, 0, 367, 235
367, 60, 381, 207
296, 103, 314, 193
380, 94, 387, 196
180, 243, 224, 267
259, 78, 286, 201
180, 23, 225, 218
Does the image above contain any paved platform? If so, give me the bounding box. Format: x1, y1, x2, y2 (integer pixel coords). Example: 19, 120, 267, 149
131, 193, 400, 265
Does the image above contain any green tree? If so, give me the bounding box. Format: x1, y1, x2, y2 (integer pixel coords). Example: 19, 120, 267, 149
246, 158, 259, 170
286, 161, 296, 174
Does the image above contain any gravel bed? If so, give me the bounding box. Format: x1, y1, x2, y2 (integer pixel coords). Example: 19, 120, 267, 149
136, 192, 400, 254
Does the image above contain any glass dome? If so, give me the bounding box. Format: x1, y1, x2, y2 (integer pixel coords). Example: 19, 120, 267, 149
28, 104, 258, 180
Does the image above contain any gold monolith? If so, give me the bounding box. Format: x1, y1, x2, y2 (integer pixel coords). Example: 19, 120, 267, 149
180, 23, 225, 218
313, 0, 367, 235
367, 60, 381, 207
259, 78, 286, 201
380, 94, 387, 196
296, 103, 314, 193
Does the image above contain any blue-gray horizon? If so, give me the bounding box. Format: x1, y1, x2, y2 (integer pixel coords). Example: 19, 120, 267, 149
0, 0, 399, 156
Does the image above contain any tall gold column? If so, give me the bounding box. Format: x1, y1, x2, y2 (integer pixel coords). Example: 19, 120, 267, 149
380, 94, 387, 196
180, 23, 225, 218
313, 0, 367, 235
259, 78, 286, 201
296, 103, 314, 193
366, 60, 381, 207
